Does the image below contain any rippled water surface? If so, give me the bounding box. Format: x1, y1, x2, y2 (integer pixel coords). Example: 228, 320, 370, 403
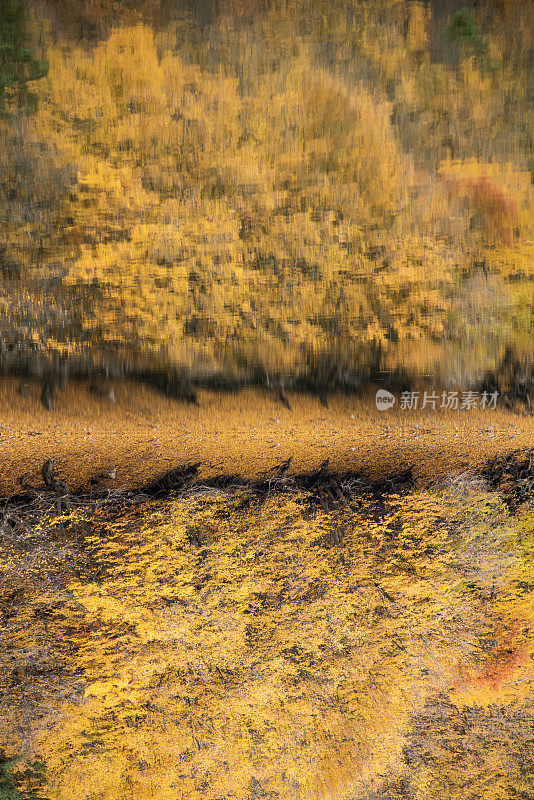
1, 0, 534, 397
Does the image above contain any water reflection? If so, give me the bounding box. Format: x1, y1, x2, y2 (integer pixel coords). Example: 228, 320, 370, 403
1, 0, 534, 404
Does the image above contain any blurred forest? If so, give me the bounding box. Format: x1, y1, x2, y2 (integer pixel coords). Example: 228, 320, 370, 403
1, 0, 534, 389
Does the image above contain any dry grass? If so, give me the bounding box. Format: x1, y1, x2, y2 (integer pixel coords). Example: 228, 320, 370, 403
1, 378, 534, 799
1, 378, 534, 496
0, 470, 532, 800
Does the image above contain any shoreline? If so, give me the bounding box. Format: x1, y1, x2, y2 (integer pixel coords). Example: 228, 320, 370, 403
1, 377, 533, 498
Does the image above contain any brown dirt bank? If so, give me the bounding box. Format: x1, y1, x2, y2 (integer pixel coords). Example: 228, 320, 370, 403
0, 378, 533, 496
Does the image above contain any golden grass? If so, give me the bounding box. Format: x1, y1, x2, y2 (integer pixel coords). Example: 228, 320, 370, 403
1, 378, 534, 494
2, 378, 534, 799
1, 476, 533, 800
